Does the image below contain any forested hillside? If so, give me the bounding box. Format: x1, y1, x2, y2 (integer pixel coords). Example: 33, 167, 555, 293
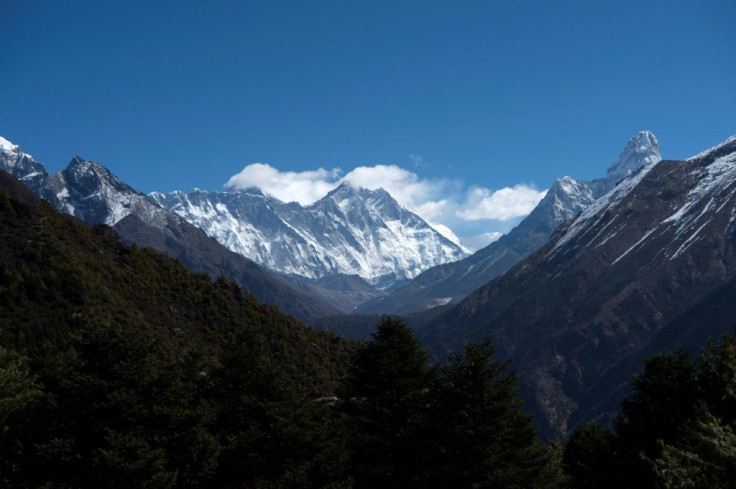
1, 168, 733, 488
563, 332, 736, 489
0, 177, 558, 486
0, 170, 350, 395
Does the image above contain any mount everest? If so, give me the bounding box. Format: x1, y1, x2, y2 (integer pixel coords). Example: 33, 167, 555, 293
6, 129, 736, 439
0, 131, 662, 315
150, 183, 467, 290
0, 136, 466, 310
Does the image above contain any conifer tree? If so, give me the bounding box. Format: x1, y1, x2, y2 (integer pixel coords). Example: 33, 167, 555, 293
0, 346, 43, 488
616, 350, 699, 451
427, 337, 558, 489
29, 322, 219, 488
698, 332, 736, 424
605, 350, 698, 488
562, 423, 620, 489
338, 317, 438, 489
655, 411, 736, 489
209, 330, 345, 488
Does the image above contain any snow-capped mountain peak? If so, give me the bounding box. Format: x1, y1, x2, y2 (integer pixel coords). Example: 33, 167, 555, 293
151, 181, 467, 288
0, 136, 343, 319
0, 145, 167, 229
356, 130, 663, 315
0, 136, 20, 156
545, 176, 595, 222
54, 156, 155, 226
319, 182, 406, 222
64, 156, 132, 192
529, 130, 660, 245
0, 137, 53, 195
0, 136, 34, 162
605, 130, 661, 184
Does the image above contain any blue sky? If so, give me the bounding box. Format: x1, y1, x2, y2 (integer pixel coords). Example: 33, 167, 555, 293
1, 1, 735, 248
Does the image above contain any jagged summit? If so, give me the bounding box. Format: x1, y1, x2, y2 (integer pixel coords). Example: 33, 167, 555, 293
325, 182, 415, 215
356, 130, 662, 316
151, 182, 466, 289
0, 136, 20, 155
0, 136, 39, 164
65, 156, 127, 185
0, 137, 341, 319
423, 133, 736, 437
322, 181, 392, 202
605, 130, 661, 184
322, 181, 360, 201
331, 180, 356, 191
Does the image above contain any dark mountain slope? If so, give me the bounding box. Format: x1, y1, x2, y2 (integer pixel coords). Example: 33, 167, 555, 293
112, 213, 340, 320
422, 135, 736, 437
357, 131, 661, 315
569, 271, 736, 429
0, 139, 339, 320
289, 273, 385, 313
0, 169, 351, 395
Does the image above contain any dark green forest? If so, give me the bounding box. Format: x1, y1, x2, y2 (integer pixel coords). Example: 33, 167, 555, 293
1, 178, 735, 487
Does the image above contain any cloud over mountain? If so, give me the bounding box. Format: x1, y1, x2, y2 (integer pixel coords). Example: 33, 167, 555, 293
458, 185, 549, 221
224, 163, 340, 205
225, 162, 546, 249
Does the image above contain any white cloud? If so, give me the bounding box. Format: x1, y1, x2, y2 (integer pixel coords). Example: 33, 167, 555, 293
342, 165, 457, 216
461, 232, 503, 252
225, 161, 548, 245
224, 163, 341, 205
458, 185, 547, 221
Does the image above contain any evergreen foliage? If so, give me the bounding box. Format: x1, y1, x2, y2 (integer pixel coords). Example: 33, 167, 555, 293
562, 423, 619, 489
209, 331, 349, 488
8, 174, 736, 488
0, 184, 353, 395
338, 317, 439, 488
616, 350, 700, 455
0, 321, 351, 488
655, 411, 736, 489
0, 348, 43, 487
564, 331, 736, 489
338, 320, 559, 489
428, 337, 558, 488
0, 183, 352, 487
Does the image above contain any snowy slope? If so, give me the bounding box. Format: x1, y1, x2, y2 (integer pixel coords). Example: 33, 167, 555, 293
0, 138, 341, 319
151, 182, 467, 289
356, 131, 662, 315
0, 142, 170, 229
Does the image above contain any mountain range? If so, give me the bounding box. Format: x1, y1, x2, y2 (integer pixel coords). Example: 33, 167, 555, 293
0, 137, 339, 320
420, 133, 736, 437
5, 129, 736, 440
0, 136, 467, 314
0, 166, 351, 396
356, 131, 662, 315
149, 181, 467, 292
